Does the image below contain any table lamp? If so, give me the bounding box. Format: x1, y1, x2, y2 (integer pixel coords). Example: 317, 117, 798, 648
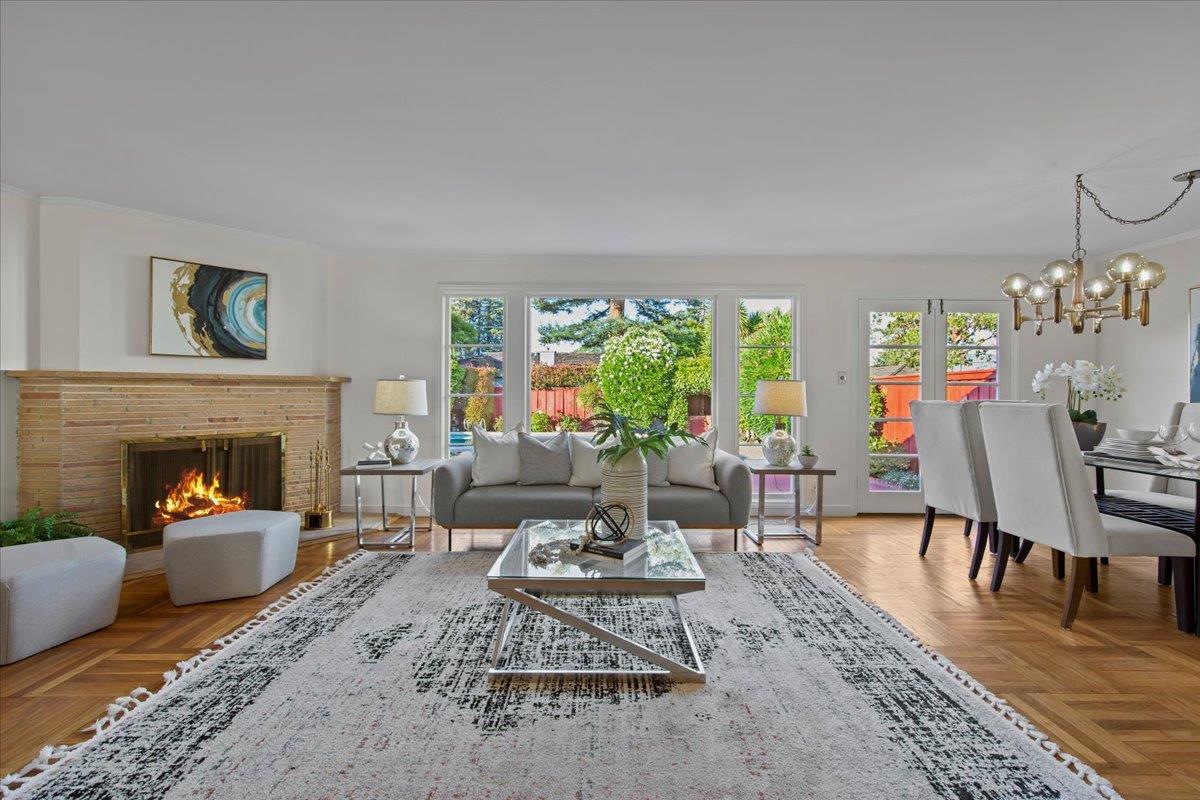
374, 376, 428, 464
753, 380, 807, 467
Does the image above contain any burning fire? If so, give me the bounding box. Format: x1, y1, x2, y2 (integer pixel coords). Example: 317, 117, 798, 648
153, 469, 248, 526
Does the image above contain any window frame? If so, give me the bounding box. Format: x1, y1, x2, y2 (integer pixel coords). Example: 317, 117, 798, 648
443, 293, 508, 455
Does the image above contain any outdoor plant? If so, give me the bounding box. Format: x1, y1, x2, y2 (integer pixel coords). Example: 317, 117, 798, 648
596, 328, 677, 426
529, 410, 553, 432
589, 400, 701, 466
557, 414, 583, 432
1032, 360, 1125, 423
463, 367, 496, 428
1, 508, 94, 548
576, 382, 603, 417
666, 354, 712, 430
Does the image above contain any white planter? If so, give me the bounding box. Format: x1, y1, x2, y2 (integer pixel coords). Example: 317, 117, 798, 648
600, 450, 648, 538
798, 454, 819, 469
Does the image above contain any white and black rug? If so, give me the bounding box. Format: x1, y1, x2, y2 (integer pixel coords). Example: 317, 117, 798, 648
3, 552, 1120, 799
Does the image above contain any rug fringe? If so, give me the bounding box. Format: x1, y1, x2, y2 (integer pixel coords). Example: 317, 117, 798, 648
0, 549, 374, 799
795, 550, 1124, 800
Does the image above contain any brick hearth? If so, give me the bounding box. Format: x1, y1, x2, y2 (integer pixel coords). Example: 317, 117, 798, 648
8, 371, 347, 545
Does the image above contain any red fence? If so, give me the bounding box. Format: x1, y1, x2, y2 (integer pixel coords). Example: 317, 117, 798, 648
878, 369, 996, 450
530, 388, 589, 422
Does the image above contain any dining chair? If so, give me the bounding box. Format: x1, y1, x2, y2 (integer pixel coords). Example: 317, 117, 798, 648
979, 402, 1196, 631
910, 401, 1005, 587
1107, 402, 1198, 586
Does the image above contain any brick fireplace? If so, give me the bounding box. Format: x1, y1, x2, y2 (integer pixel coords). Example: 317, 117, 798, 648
9, 371, 347, 548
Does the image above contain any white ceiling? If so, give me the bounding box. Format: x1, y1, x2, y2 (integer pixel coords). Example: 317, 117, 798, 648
2, 1, 1198, 256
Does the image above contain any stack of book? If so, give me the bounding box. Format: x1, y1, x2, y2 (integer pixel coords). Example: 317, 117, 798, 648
575, 537, 647, 561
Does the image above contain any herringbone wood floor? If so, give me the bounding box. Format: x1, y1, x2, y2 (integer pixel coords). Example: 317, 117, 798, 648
1, 514, 1197, 798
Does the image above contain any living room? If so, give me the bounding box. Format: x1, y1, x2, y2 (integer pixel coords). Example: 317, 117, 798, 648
1, 2, 1198, 798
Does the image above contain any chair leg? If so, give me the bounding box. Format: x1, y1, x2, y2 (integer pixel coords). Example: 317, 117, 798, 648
447, 529, 453, 551
1171, 557, 1196, 634
1087, 557, 1099, 593
919, 505, 936, 557
988, 525, 999, 554
1051, 549, 1065, 580
1014, 538, 1034, 564
1159, 557, 1173, 586
1060, 556, 1089, 629
733, 529, 738, 552
990, 531, 1012, 592
1009, 536, 1021, 560
1100, 556, 1109, 565
968, 521, 990, 580
963, 518, 973, 537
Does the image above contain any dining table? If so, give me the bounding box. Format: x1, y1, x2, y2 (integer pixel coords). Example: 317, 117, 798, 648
1083, 452, 1198, 633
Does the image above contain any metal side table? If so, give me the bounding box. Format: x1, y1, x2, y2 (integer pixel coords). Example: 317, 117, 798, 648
744, 459, 836, 546
340, 459, 442, 550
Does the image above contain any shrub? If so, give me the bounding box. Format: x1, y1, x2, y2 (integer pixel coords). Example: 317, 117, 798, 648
557, 414, 583, 432
530, 363, 597, 390
666, 354, 712, 429
596, 328, 676, 426
576, 382, 603, 417
463, 367, 496, 429
530, 410, 553, 432
1, 508, 94, 548
738, 311, 793, 440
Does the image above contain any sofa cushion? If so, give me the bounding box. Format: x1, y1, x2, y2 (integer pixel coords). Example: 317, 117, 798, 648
454, 485, 594, 527
647, 451, 669, 487
568, 436, 607, 488
470, 423, 525, 487
518, 431, 572, 485
649, 485, 731, 526
667, 428, 719, 490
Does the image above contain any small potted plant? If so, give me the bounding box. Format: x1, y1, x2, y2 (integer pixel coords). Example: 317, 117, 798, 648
798, 444, 819, 469
1031, 360, 1125, 450
1, 508, 94, 548
590, 400, 700, 537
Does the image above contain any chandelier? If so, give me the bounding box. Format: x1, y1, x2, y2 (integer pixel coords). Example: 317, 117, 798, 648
1001, 169, 1196, 335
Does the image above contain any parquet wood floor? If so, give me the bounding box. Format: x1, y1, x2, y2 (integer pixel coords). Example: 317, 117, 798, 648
1, 514, 1197, 798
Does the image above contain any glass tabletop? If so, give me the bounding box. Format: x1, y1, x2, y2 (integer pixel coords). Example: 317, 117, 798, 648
1083, 453, 1200, 483
487, 519, 705, 583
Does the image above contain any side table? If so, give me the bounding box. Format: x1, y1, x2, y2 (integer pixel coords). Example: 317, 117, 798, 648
744, 459, 836, 546
339, 459, 443, 550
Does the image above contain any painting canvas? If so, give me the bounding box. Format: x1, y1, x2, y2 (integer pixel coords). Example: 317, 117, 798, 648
1191, 286, 1200, 402
150, 257, 267, 359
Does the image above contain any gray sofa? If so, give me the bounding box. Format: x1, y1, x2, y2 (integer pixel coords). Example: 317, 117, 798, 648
433, 448, 752, 549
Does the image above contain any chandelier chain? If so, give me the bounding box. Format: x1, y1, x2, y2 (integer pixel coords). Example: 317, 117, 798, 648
1077, 173, 1195, 226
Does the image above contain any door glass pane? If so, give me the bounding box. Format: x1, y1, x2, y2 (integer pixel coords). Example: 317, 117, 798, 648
867, 422, 918, 454
869, 311, 922, 346
947, 383, 999, 402
869, 348, 920, 381
867, 382, 920, 419
946, 312, 999, 347
868, 456, 921, 492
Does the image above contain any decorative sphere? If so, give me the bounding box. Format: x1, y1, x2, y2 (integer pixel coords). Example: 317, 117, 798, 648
1135, 261, 1165, 290
762, 428, 796, 467
1106, 252, 1146, 282
1083, 275, 1116, 301
1025, 282, 1053, 304
1000, 273, 1032, 298
1039, 259, 1077, 287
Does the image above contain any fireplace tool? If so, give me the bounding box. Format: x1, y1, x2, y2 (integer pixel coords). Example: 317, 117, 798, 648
305, 438, 334, 530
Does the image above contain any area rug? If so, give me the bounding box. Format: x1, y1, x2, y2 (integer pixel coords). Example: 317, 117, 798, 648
2, 551, 1120, 800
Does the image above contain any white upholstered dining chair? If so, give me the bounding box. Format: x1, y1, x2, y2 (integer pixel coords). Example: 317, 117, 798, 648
910, 401, 1007, 588
979, 402, 1196, 631
1109, 402, 1198, 513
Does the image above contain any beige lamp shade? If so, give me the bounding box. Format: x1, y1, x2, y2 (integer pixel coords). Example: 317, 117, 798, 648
752, 380, 807, 417
373, 377, 428, 416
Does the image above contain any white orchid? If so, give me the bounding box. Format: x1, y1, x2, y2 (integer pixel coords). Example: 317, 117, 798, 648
1031, 360, 1123, 421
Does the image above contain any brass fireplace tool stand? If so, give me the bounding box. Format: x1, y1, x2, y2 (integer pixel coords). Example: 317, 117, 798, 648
305, 438, 334, 530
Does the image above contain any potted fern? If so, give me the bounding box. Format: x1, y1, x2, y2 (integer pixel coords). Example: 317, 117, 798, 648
590, 401, 701, 537
1, 508, 95, 548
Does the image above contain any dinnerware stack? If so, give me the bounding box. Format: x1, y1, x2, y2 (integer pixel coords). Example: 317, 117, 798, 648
1093, 436, 1162, 462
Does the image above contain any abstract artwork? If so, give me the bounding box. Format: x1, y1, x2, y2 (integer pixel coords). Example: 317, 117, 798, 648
1191, 286, 1199, 402
150, 257, 267, 359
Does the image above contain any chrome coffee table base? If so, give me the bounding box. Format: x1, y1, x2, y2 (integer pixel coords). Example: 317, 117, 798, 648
486, 588, 706, 683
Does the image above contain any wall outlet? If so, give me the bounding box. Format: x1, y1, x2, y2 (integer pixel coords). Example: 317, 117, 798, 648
837, 371, 848, 385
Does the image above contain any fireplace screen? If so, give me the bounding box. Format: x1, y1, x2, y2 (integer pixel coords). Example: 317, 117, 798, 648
122, 433, 285, 550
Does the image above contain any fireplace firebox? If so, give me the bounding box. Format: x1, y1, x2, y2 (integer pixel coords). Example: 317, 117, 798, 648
121, 432, 285, 551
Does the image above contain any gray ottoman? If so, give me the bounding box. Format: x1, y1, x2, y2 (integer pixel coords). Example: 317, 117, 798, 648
0, 537, 126, 665
163, 511, 300, 606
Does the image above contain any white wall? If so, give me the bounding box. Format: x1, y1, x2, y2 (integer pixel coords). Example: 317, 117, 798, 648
0, 187, 40, 517
1096, 233, 1200, 490
326, 254, 1095, 516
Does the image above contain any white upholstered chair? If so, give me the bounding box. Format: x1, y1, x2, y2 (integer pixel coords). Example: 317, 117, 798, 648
910, 401, 1008, 588
979, 402, 1196, 631
1107, 402, 1198, 586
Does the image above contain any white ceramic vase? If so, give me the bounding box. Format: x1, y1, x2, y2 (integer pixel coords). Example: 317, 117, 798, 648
600, 449, 648, 538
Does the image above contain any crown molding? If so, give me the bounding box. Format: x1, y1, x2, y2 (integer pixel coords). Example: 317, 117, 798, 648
1098, 227, 1200, 260
0, 183, 39, 200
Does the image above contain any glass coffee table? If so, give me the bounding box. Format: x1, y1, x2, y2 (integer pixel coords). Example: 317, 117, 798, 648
485, 519, 707, 683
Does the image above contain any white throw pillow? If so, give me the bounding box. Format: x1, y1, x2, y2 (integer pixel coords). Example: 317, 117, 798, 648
568, 435, 608, 488
647, 450, 670, 487
667, 428, 720, 490
470, 423, 526, 486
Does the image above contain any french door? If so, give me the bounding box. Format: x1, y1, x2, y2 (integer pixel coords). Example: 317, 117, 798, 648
857, 299, 1011, 513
